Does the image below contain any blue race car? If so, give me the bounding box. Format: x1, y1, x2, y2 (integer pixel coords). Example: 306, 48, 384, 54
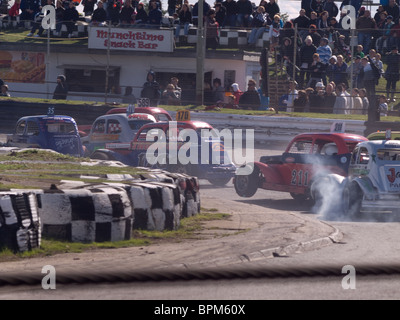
6, 114, 84, 157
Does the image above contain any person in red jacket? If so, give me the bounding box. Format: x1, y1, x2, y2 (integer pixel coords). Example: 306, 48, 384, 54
8, 0, 21, 25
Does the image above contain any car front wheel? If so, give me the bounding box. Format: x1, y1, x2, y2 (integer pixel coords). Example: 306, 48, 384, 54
343, 182, 362, 218
234, 166, 260, 197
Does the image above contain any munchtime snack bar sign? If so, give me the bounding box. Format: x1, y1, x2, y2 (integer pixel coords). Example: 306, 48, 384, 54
88, 27, 174, 53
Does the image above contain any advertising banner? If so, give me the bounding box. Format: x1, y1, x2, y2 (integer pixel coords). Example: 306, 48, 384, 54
0, 51, 45, 83
88, 27, 174, 53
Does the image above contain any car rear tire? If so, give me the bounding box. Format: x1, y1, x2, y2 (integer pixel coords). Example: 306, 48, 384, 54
234, 166, 260, 197
343, 182, 362, 218
290, 192, 309, 202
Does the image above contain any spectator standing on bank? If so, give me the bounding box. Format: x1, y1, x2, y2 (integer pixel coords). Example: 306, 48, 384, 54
134, 2, 148, 25
63, 1, 79, 38
247, 5, 269, 46
120, 0, 135, 26
175, 3, 192, 42
322, 82, 336, 113
292, 9, 310, 41
332, 55, 348, 87
205, 9, 219, 49
122, 86, 137, 104
298, 35, 317, 89
91, 0, 107, 26
212, 78, 225, 103
356, 9, 377, 54
53, 75, 68, 100
333, 83, 347, 114
307, 53, 326, 88
316, 37, 332, 65
351, 88, 363, 114
239, 79, 261, 110
141, 70, 161, 107
285, 80, 298, 112
222, 0, 237, 27
162, 84, 181, 105
323, 0, 338, 19
82, 0, 97, 16
384, 46, 400, 102
148, 1, 163, 27
215, 2, 226, 27
236, 0, 253, 28
308, 81, 325, 112
359, 88, 369, 115
264, 0, 279, 19
378, 94, 388, 116
293, 90, 308, 112
231, 82, 243, 104
170, 77, 182, 95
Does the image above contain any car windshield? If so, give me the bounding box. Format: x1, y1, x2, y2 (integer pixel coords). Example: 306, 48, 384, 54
128, 120, 155, 131
45, 122, 77, 134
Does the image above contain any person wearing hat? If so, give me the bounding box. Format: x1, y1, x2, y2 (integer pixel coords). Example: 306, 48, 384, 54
306, 24, 321, 46
53, 75, 68, 100
308, 81, 325, 112
0, 84, 10, 97
376, 14, 395, 54
316, 37, 332, 65
384, 45, 400, 103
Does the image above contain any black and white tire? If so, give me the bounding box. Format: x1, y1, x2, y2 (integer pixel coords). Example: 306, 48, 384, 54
234, 166, 260, 198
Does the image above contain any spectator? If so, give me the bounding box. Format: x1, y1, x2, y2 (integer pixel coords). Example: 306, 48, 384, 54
310, 0, 323, 16
120, 0, 135, 26
212, 78, 225, 103
307, 52, 326, 88
334, 34, 351, 62
293, 90, 308, 112
377, 15, 394, 54
332, 54, 348, 87
378, 94, 389, 116
285, 80, 298, 112
359, 88, 369, 115
175, 3, 192, 42
141, 70, 161, 107
308, 81, 325, 112
8, 0, 21, 25
301, 0, 313, 18
53, 74, 68, 100
0, 85, 10, 97
374, 5, 385, 25
214, 2, 226, 27
323, 0, 338, 19
192, 0, 210, 26
20, 0, 41, 24
247, 5, 269, 46
230, 82, 243, 104
348, 55, 363, 88
91, 0, 107, 26
122, 86, 137, 104
222, 0, 237, 27
170, 77, 182, 95
316, 10, 330, 37
162, 84, 181, 105
27, 0, 54, 37
298, 35, 317, 89
292, 9, 310, 41
167, 0, 180, 16
355, 44, 365, 58
264, 0, 279, 19
82, 0, 97, 16
269, 14, 282, 50
280, 37, 295, 78
238, 79, 261, 110
63, 1, 79, 38
333, 83, 347, 114
306, 24, 321, 51
205, 9, 219, 49
355, 9, 377, 54
316, 37, 332, 65
236, 0, 253, 28
148, 0, 163, 27
359, 57, 377, 102
326, 55, 337, 82
134, 2, 148, 25
351, 88, 363, 114
322, 82, 336, 113
384, 46, 400, 102
383, 0, 399, 24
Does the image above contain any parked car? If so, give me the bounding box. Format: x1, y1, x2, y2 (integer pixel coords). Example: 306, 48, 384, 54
234, 132, 368, 201
342, 139, 400, 215
6, 114, 84, 157
81, 113, 157, 156
89, 121, 237, 186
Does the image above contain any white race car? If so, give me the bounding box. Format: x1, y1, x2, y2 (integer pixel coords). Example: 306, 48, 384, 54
342, 139, 400, 215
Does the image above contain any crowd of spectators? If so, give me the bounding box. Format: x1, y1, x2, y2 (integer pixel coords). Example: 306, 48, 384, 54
6, 0, 400, 115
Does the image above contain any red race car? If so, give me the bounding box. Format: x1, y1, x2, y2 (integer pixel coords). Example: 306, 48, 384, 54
234, 131, 368, 201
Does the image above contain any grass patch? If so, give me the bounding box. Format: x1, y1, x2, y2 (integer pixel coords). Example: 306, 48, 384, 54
0, 210, 232, 261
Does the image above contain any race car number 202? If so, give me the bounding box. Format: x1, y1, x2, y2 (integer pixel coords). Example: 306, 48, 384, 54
154, 304, 245, 317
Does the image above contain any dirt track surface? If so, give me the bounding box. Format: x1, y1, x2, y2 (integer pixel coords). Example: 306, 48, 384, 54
0, 194, 340, 276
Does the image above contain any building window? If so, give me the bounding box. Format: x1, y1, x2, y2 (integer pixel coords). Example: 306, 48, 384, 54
65, 68, 120, 94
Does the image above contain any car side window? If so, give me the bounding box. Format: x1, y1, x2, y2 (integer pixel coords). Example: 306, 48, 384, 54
26, 121, 39, 136
357, 147, 369, 165
107, 120, 122, 134
157, 114, 170, 122
93, 120, 106, 134
288, 139, 313, 154
16, 121, 26, 135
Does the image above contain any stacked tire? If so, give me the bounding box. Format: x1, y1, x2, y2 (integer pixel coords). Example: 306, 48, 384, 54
0, 193, 41, 253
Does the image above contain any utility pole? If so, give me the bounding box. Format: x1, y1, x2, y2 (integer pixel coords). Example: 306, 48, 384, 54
195, 0, 205, 106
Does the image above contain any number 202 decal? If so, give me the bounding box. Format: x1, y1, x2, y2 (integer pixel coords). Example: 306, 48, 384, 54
291, 170, 309, 186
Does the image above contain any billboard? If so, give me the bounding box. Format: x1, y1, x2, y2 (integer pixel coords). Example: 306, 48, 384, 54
88, 27, 174, 53
0, 51, 46, 83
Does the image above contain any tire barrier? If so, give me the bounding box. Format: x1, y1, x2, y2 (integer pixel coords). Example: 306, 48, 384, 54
0, 170, 201, 251
0, 192, 41, 253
